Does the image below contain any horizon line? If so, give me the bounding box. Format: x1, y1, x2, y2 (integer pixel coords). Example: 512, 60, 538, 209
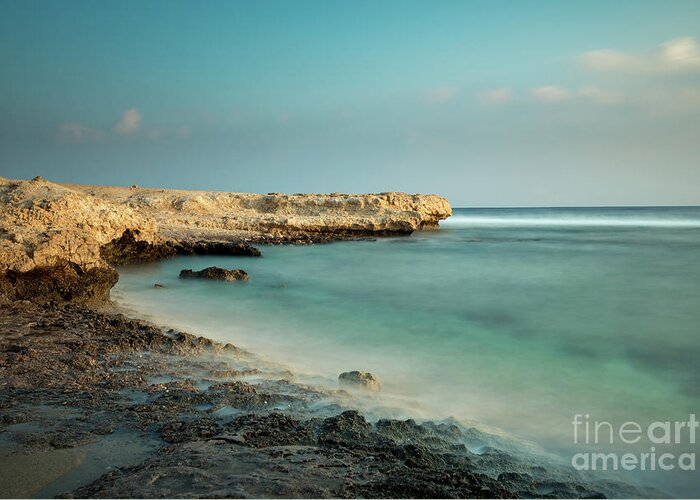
452, 205, 700, 210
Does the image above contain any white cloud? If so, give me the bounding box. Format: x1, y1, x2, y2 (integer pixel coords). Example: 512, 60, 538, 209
527, 85, 624, 105
426, 86, 458, 104
531, 85, 570, 101
579, 49, 641, 72
56, 123, 104, 144
113, 109, 142, 135
480, 87, 514, 104
661, 37, 700, 66
580, 36, 700, 74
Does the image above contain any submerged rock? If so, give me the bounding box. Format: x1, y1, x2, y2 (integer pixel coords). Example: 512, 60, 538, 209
338, 370, 381, 392
179, 267, 249, 282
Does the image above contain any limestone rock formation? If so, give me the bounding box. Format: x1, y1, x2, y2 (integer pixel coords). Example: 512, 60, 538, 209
0, 177, 157, 274
66, 183, 452, 241
0, 176, 451, 304
179, 267, 249, 282
0, 177, 158, 304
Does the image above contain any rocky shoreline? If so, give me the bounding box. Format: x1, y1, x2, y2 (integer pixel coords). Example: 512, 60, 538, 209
1, 298, 644, 499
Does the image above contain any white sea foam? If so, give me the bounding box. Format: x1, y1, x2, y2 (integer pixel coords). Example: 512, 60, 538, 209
441, 214, 700, 228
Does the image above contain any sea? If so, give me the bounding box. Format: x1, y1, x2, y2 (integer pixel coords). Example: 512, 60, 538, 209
114, 207, 700, 497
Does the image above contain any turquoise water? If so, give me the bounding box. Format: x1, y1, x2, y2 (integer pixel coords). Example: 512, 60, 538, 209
115, 207, 700, 496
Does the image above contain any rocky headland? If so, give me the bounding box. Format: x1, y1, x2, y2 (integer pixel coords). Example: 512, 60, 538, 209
0, 176, 451, 304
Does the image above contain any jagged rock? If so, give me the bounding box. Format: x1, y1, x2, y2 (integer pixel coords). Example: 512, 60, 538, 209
176, 240, 262, 257
100, 229, 178, 265
338, 370, 382, 392
223, 412, 315, 448
159, 418, 219, 443
179, 267, 249, 282
101, 231, 262, 265
318, 410, 374, 447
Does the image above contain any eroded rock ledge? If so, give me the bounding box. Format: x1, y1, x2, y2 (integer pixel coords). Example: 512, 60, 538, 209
66, 182, 453, 240
0, 177, 451, 304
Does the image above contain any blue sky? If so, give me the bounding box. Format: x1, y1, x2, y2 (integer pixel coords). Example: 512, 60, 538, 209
1, 0, 699, 206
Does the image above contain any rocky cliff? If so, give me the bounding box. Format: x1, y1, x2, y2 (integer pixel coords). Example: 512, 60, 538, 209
0, 177, 451, 304
66, 183, 452, 241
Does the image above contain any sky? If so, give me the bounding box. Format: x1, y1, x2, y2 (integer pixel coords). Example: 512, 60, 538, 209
1, 0, 699, 207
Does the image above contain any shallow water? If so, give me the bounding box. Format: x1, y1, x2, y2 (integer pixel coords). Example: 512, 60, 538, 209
115, 207, 700, 496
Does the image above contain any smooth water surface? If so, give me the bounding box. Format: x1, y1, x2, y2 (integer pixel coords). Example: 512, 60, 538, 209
115, 207, 700, 496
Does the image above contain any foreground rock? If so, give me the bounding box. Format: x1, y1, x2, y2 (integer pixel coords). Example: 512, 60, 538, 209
339, 371, 382, 392
0, 300, 645, 498
179, 267, 249, 282
0, 177, 157, 305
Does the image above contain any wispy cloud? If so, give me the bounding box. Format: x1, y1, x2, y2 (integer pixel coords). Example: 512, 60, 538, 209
56, 123, 105, 144
426, 86, 459, 104
531, 85, 570, 101
57, 108, 193, 144
479, 85, 623, 105
527, 85, 624, 104
580, 36, 700, 74
481, 37, 699, 115
113, 109, 142, 135
480, 87, 514, 104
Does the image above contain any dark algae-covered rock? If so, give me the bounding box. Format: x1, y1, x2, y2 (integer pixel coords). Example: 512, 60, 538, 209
0, 260, 118, 306
100, 229, 262, 266
179, 267, 249, 281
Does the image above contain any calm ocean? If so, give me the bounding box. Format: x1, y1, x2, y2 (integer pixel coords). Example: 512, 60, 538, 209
114, 207, 700, 496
